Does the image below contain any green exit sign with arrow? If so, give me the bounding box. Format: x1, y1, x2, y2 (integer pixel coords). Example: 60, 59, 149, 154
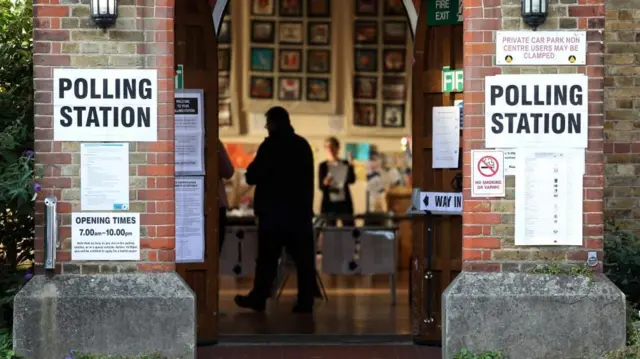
442, 66, 463, 93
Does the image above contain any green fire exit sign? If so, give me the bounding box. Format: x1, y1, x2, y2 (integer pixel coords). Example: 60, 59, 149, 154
427, 0, 463, 26
175, 64, 183, 89
442, 67, 463, 93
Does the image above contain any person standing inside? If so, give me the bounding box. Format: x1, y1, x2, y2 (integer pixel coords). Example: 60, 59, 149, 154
319, 137, 356, 227
218, 139, 234, 254
234, 106, 317, 314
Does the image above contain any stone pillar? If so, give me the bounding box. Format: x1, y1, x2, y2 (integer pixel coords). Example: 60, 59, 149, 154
13, 1, 195, 358
442, 0, 627, 357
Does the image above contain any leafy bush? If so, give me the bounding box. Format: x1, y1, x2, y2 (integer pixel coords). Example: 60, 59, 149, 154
604, 219, 640, 308
454, 349, 504, 359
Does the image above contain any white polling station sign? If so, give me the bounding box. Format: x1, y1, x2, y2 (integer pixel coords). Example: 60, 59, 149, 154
496, 31, 586, 66
471, 150, 505, 197
71, 213, 140, 261
419, 192, 463, 215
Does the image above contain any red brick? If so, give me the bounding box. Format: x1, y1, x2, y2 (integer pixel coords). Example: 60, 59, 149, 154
137, 263, 175, 272
463, 237, 501, 249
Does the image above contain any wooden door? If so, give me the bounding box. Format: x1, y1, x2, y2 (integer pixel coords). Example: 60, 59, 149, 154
175, 0, 220, 344
410, 0, 464, 344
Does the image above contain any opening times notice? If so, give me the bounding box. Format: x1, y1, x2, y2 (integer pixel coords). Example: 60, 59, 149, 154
71, 212, 141, 261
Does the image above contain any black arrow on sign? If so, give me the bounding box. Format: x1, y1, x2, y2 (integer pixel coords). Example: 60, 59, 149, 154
423, 195, 429, 207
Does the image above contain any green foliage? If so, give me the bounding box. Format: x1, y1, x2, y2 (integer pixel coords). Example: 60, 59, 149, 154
604, 219, 640, 307
528, 262, 595, 282
72, 354, 166, 359
0, 329, 17, 359
454, 348, 504, 359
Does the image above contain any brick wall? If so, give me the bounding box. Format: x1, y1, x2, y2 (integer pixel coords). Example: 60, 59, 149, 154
33, 0, 176, 273
603, 2, 640, 234
462, 0, 606, 271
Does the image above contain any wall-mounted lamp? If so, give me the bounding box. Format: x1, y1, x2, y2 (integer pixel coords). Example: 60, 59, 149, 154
90, 0, 119, 30
521, 0, 548, 30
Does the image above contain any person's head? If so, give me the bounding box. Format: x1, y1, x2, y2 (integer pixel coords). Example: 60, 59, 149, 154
264, 106, 292, 135
324, 136, 340, 160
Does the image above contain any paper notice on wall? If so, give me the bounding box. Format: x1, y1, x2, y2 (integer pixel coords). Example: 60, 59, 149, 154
502, 148, 584, 176
515, 149, 583, 246
328, 115, 344, 134
321, 229, 358, 275
175, 89, 205, 175
81, 143, 129, 211
219, 226, 259, 277
432, 106, 460, 168
71, 212, 140, 261
175, 177, 205, 263
359, 231, 396, 275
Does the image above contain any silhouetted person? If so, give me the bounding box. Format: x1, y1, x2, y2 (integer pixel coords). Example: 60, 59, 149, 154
235, 106, 317, 314
319, 137, 356, 226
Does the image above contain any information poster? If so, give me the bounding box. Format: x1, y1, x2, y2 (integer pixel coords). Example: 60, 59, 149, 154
175, 89, 205, 175
496, 31, 586, 66
71, 213, 140, 261
432, 106, 460, 168
175, 177, 205, 263
80, 143, 130, 211
515, 149, 583, 246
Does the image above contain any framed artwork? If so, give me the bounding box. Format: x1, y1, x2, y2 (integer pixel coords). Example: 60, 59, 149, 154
307, 50, 330, 73
250, 76, 274, 99
252, 0, 275, 16
354, 21, 378, 45
219, 76, 231, 99
307, 78, 330, 102
354, 49, 378, 72
307, 0, 330, 17
354, 103, 377, 127
218, 49, 230, 72
279, 22, 303, 44
382, 105, 405, 128
278, 77, 302, 101
308, 22, 330, 45
383, 49, 406, 72
219, 21, 231, 43
383, 0, 405, 15
355, 0, 377, 15
279, 49, 302, 72
279, 0, 302, 16
219, 102, 232, 127
250, 47, 274, 72
382, 76, 406, 100
251, 20, 275, 43
383, 21, 407, 44
354, 76, 378, 100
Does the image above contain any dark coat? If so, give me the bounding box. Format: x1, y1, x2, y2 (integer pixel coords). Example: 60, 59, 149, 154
318, 160, 356, 215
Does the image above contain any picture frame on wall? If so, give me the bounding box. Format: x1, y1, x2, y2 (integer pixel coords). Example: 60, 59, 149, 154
279, 0, 302, 16
219, 102, 232, 127
279, 21, 303, 44
251, 20, 275, 43
382, 76, 406, 100
383, 21, 407, 44
354, 49, 378, 72
354, 76, 378, 100
250, 47, 274, 72
218, 49, 230, 72
279, 49, 302, 72
307, 0, 330, 17
307, 50, 330, 73
354, 21, 378, 45
383, 0, 405, 15
278, 77, 302, 101
250, 76, 274, 99
383, 49, 406, 72
355, 0, 377, 16
308, 22, 330, 45
252, 0, 275, 16
353, 103, 377, 127
219, 21, 231, 43
219, 76, 231, 99
382, 105, 405, 128
307, 78, 330, 102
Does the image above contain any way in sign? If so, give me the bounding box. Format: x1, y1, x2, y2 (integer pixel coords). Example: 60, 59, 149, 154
419, 191, 463, 214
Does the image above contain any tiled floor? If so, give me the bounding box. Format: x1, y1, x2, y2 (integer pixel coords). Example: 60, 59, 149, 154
197, 345, 442, 358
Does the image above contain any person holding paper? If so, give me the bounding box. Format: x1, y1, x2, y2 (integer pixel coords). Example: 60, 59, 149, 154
218, 139, 234, 253
234, 106, 317, 314
319, 137, 356, 226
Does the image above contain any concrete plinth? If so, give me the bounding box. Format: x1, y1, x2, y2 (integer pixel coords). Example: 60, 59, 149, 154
13, 273, 196, 359
442, 272, 626, 359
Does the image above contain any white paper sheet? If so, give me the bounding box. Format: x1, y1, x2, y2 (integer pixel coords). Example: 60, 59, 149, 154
321, 229, 358, 275
503, 148, 585, 176
359, 231, 396, 275
432, 106, 460, 169
80, 143, 129, 211
328, 162, 348, 202
515, 149, 583, 246
175, 177, 205, 263
219, 226, 259, 277
175, 89, 205, 175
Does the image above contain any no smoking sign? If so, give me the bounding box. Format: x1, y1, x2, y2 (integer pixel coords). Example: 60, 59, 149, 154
471, 150, 505, 197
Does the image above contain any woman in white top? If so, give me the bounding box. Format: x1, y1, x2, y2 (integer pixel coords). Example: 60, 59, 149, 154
218, 139, 235, 253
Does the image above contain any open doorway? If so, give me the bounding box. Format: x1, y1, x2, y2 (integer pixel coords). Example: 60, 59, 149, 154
175, 0, 464, 344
